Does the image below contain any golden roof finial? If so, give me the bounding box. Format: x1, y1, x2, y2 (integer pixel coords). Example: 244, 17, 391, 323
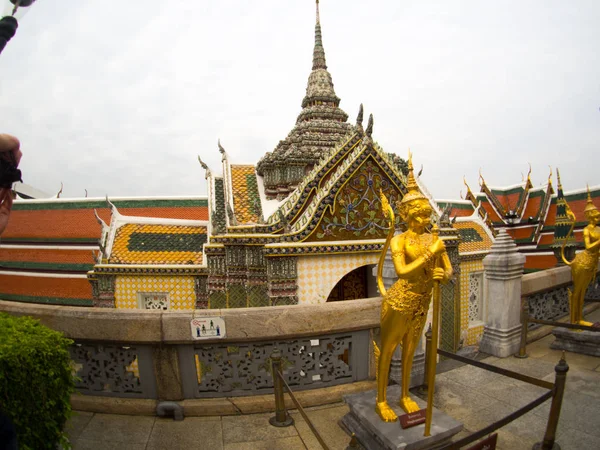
526, 162, 532, 183
547, 166, 553, 186
478, 168, 485, 188
556, 168, 563, 190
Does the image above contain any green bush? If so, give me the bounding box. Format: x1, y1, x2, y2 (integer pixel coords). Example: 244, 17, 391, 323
0, 312, 75, 449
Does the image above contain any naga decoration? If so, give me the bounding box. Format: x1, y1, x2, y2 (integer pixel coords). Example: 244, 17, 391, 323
374, 151, 453, 424
561, 185, 600, 325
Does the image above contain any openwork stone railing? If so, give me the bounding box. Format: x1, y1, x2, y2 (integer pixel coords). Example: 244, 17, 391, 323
521, 264, 600, 329
179, 330, 370, 398
70, 343, 157, 398
0, 298, 380, 402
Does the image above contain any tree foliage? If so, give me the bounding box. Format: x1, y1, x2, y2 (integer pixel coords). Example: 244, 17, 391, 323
0, 313, 75, 449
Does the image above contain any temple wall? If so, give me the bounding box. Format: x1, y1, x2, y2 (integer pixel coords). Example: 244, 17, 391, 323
114, 275, 196, 310
296, 252, 379, 304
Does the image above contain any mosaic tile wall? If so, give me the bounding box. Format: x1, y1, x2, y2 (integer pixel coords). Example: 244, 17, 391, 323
296, 253, 379, 304
459, 259, 485, 346
115, 275, 196, 310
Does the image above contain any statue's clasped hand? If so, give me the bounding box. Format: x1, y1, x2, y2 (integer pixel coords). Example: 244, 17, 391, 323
432, 267, 446, 282
429, 238, 446, 256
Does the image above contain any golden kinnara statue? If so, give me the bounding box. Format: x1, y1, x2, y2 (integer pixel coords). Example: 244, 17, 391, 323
374, 152, 452, 423
561, 186, 600, 326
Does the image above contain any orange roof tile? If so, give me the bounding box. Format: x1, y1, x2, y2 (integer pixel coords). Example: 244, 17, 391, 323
524, 254, 557, 271
479, 200, 503, 223
4, 202, 208, 242
508, 226, 536, 240
522, 194, 543, 220
0, 248, 95, 265
0, 274, 93, 299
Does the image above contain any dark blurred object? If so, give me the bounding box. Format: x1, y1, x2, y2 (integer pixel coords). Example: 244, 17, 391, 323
1, 0, 39, 55
0, 410, 18, 450
0, 15, 17, 54
0, 156, 22, 188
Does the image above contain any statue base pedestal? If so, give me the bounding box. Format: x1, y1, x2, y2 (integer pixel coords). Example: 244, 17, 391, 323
342, 386, 462, 450
551, 327, 600, 357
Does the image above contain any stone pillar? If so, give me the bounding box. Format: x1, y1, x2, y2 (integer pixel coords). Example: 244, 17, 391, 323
479, 229, 526, 357
376, 242, 425, 388
153, 346, 184, 401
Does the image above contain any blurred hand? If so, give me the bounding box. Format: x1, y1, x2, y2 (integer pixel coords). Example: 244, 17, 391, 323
429, 238, 446, 256
0, 134, 21, 166
0, 189, 14, 235
0, 134, 21, 235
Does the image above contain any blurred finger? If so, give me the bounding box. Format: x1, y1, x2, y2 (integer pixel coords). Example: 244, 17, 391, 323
0, 134, 20, 153
0, 190, 13, 213
13, 149, 22, 166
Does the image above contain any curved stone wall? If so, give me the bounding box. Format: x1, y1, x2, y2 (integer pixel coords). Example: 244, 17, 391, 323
0, 298, 381, 343
0, 298, 381, 415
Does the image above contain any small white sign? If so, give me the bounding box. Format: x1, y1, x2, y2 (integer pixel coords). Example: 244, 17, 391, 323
190, 317, 226, 340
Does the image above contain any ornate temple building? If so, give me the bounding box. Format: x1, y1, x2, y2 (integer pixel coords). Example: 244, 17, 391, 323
1, 2, 598, 352
84, 2, 414, 312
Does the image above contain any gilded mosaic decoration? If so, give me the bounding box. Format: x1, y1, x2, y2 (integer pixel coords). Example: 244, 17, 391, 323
311, 158, 401, 241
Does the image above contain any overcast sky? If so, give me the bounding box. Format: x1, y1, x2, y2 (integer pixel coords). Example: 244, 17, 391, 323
1, 0, 598, 200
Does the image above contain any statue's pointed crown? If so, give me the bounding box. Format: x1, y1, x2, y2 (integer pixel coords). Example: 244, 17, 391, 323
399, 150, 427, 205
584, 185, 597, 214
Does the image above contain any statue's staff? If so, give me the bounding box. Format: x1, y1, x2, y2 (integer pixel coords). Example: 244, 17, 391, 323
424, 224, 441, 436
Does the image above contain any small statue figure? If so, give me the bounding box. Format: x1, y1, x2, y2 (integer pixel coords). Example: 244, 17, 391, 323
561, 186, 600, 326
374, 152, 453, 422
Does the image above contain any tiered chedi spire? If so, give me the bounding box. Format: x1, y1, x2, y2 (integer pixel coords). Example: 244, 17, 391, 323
552, 169, 577, 261
553, 169, 574, 242
257, 0, 353, 200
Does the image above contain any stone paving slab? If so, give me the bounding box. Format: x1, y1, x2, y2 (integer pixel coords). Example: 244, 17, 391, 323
75, 413, 155, 444
65, 411, 94, 443
73, 439, 147, 450
222, 411, 298, 445
554, 426, 600, 450
223, 435, 308, 450
414, 374, 491, 422
290, 404, 351, 450
146, 417, 223, 450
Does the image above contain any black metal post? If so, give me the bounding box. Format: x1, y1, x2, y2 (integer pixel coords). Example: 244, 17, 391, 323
269, 348, 294, 427
0, 16, 18, 55
516, 296, 529, 358
533, 353, 569, 450
345, 433, 359, 450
